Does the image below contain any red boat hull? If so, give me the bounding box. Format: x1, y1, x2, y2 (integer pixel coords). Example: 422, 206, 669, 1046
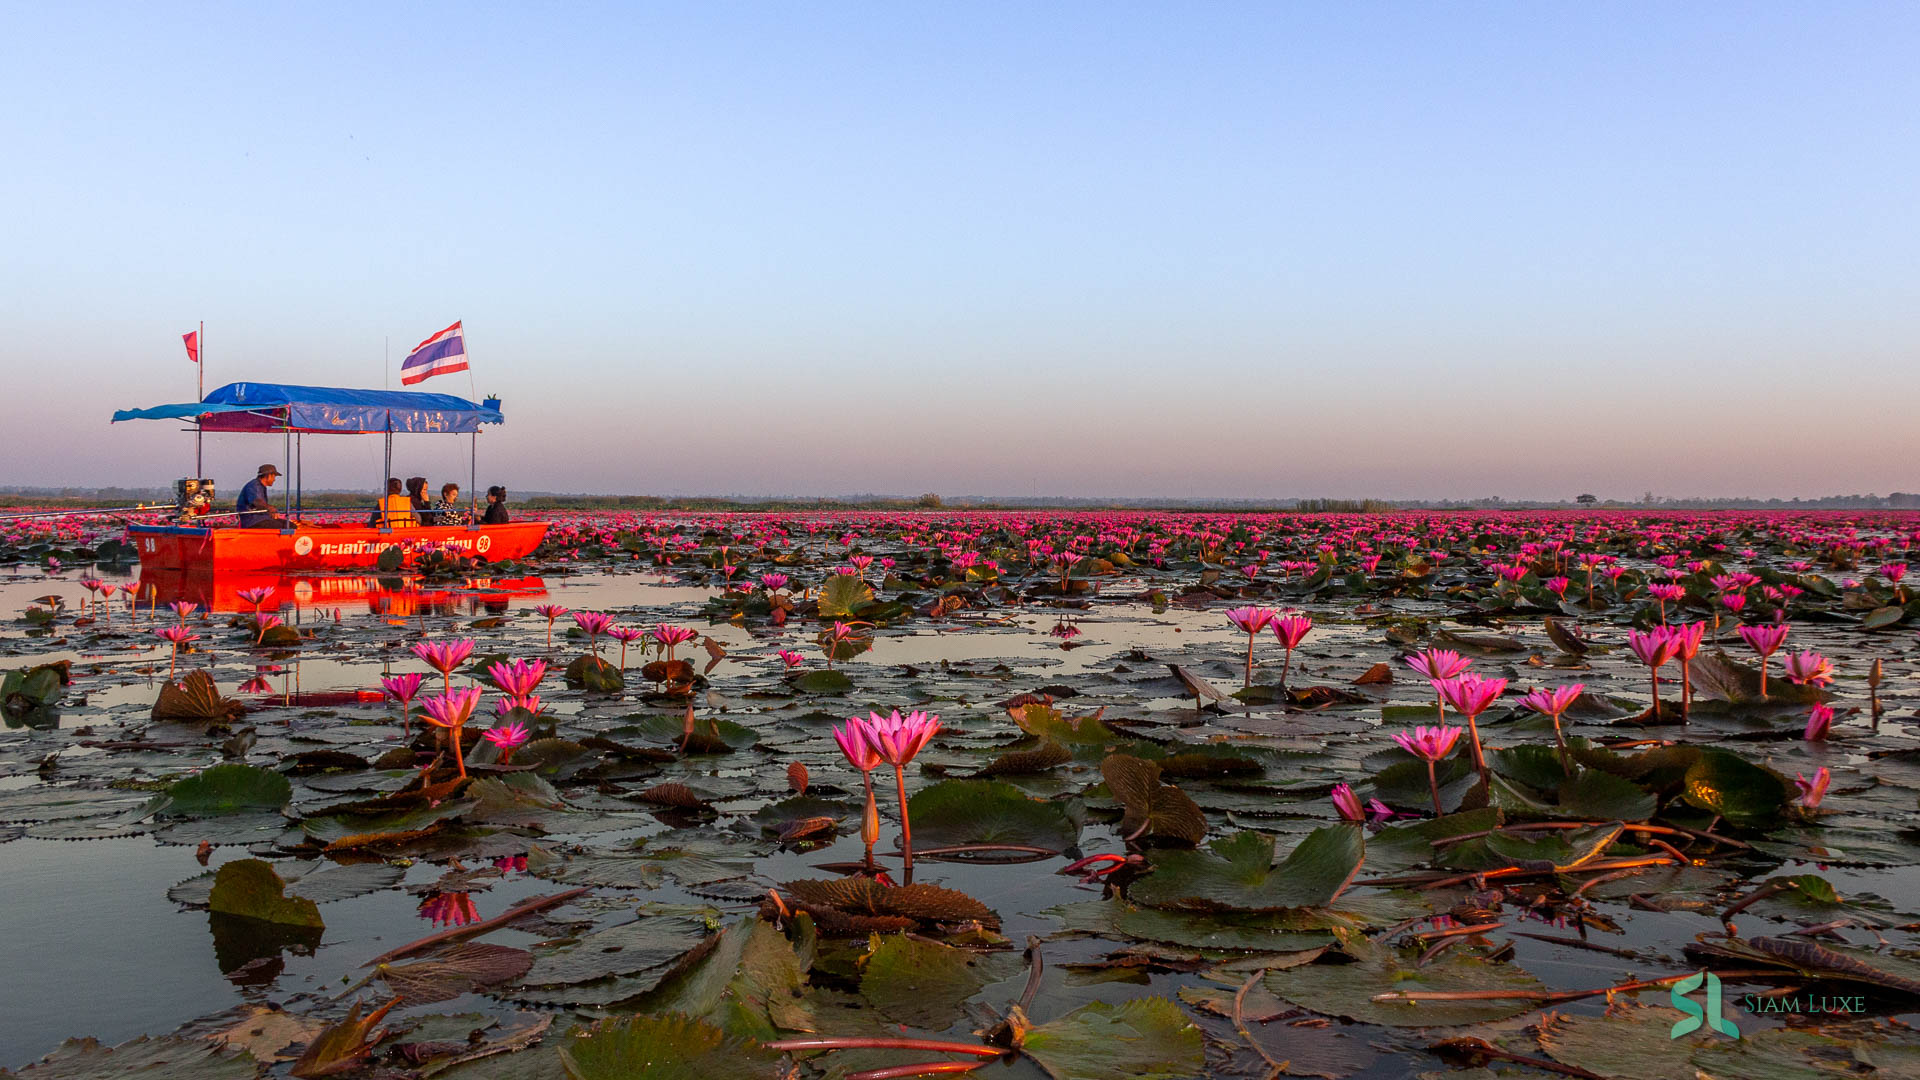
128, 521, 550, 571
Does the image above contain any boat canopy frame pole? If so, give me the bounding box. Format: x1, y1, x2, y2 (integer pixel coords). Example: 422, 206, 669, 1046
283, 426, 292, 528
381, 410, 393, 532
194, 320, 204, 479
470, 432, 477, 525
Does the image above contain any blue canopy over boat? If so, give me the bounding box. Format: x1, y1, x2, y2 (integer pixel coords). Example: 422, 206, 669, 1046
112, 382, 503, 434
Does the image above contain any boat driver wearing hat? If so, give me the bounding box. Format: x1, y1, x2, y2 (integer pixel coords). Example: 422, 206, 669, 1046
235, 464, 288, 529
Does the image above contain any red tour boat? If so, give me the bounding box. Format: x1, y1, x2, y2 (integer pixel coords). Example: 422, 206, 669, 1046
112, 382, 549, 571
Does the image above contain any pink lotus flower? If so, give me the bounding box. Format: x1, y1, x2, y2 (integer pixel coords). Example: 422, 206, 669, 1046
1781, 650, 1835, 688
532, 603, 569, 648
1668, 621, 1707, 721
776, 649, 805, 669
169, 601, 198, 623
487, 658, 548, 698
760, 572, 790, 592
153, 625, 197, 678
420, 686, 485, 777
252, 613, 284, 646
1437, 674, 1506, 773
1626, 627, 1680, 721
1269, 614, 1313, 690
606, 626, 646, 667
1224, 606, 1277, 687
1522, 682, 1584, 774
650, 624, 697, 662
1804, 703, 1834, 742
482, 720, 531, 763
1647, 583, 1685, 622
571, 611, 614, 656
1736, 622, 1790, 698
236, 586, 275, 614
494, 694, 542, 718
1330, 782, 1365, 822
1404, 648, 1472, 682
858, 709, 943, 872
413, 638, 476, 693
1393, 725, 1465, 816
1794, 766, 1831, 809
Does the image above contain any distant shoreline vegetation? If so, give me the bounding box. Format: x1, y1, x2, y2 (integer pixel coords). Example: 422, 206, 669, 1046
2, 488, 1917, 513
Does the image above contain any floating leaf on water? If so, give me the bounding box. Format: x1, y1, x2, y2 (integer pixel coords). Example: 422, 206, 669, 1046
980, 739, 1072, 776
1016, 996, 1204, 1080
377, 943, 534, 1005
1130, 828, 1365, 912
152, 670, 245, 722
1556, 769, 1656, 822
782, 877, 998, 930
625, 917, 813, 1039
1266, 943, 1545, 1027
1682, 749, 1792, 829
792, 669, 853, 694
817, 576, 877, 618
207, 859, 325, 929
908, 779, 1082, 852
860, 933, 1021, 1030
160, 763, 291, 816
1101, 754, 1206, 847
558, 1014, 778, 1080
8, 1035, 262, 1080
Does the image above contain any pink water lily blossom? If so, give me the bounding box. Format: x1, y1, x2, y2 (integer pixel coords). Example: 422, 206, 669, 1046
1735, 622, 1791, 697
833, 718, 885, 860
420, 686, 485, 778
412, 638, 476, 693
482, 720, 531, 764
776, 649, 806, 669
1804, 703, 1834, 742
1436, 674, 1506, 774
487, 658, 548, 698
1269, 614, 1313, 690
1794, 766, 1831, 809
1393, 724, 1465, 815
532, 603, 569, 648
606, 626, 646, 667
1403, 648, 1472, 721
1521, 682, 1585, 775
858, 709, 943, 874
1224, 606, 1276, 688
571, 611, 614, 656
153, 625, 197, 679
650, 624, 698, 662
1627, 627, 1681, 721
1781, 650, 1835, 688
1330, 782, 1365, 823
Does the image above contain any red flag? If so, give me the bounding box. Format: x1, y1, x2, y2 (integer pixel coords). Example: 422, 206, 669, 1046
182, 330, 200, 364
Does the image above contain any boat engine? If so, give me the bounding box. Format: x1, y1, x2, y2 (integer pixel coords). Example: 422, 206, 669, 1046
172, 478, 216, 524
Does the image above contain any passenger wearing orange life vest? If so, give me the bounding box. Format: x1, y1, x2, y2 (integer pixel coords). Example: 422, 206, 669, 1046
377, 477, 418, 529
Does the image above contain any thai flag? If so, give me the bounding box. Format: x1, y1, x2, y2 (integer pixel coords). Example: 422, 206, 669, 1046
400, 321, 468, 385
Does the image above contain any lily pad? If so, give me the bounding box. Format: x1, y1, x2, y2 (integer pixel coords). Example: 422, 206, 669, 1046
860, 934, 1021, 1030
908, 779, 1082, 852
206, 859, 325, 929
1128, 827, 1365, 912
161, 764, 292, 816
1018, 996, 1204, 1080
558, 1014, 778, 1080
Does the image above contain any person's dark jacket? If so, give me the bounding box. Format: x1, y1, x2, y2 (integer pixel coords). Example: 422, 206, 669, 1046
236, 478, 274, 528
482, 500, 509, 525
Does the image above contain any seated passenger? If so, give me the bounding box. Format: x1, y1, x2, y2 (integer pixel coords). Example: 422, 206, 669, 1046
482, 485, 510, 525
378, 478, 418, 529
434, 482, 471, 525
408, 476, 435, 526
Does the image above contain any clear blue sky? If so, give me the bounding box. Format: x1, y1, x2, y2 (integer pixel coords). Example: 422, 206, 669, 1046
2, 3, 1915, 500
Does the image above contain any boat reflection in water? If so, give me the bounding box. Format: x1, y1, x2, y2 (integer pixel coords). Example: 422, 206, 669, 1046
136, 568, 549, 711
138, 566, 549, 619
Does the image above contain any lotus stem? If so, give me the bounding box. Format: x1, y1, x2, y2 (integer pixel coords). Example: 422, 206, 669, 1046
1425, 760, 1443, 816
894, 763, 913, 876
763, 1038, 1000, 1059
1244, 633, 1255, 689
846, 1063, 990, 1080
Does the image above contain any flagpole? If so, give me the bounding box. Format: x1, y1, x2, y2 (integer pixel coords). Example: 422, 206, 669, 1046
195, 320, 204, 478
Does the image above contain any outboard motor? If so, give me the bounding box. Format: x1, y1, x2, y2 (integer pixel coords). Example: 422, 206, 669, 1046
172, 478, 216, 524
